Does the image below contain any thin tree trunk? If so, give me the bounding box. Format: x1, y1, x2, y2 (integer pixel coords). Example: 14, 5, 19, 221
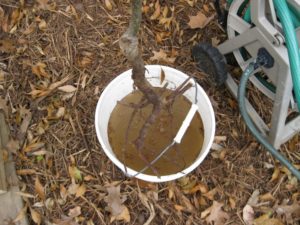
119, 0, 160, 105
119, 0, 193, 175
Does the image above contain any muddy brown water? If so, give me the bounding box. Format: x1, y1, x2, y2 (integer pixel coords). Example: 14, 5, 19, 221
108, 89, 204, 176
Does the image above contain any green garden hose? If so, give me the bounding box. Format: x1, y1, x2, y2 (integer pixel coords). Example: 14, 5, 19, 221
290, 10, 300, 27
227, 0, 300, 27
238, 61, 300, 180
274, 0, 300, 111
226, 0, 300, 110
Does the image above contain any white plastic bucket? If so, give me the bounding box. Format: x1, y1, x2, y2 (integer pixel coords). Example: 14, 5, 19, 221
95, 65, 215, 182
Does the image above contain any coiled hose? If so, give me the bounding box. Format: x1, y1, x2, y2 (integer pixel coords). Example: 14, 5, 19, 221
274, 0, 300, 111
238, 62, 300, 180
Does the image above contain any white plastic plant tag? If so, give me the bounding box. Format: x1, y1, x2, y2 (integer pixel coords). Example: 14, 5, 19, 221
174, 104, 198, 143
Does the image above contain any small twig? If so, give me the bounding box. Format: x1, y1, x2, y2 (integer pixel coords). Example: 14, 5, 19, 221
165, 77, 193, 105
75, 110, 89, 151
75, 110, 100, 180
81, 196, 105, 224
68, 115, 77, 135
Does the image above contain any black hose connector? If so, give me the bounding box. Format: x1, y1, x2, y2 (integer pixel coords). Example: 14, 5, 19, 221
256, 48, 274, 69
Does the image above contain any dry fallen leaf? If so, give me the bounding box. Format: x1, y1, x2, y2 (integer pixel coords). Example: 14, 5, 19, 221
174, 204, 184, 212
68, 165, 82, 182
58, 85, 77, 93
1, 14, 9, 33
75, 184, 86, 198
23, 23, 36, 35
247, 189, 260, 207
68, 206, 81, 218
168, 184, 175, 200
132, 179, 157, 190
53, 216, 79, 225
243, 204, 254, 225
254, 212, 284, 225
188, 182, 208, 194
199, 196, 208, 206
8, 9, 23, 33
81, 74, 88, 89
18, 106, 32, 140
201, 203, 212, 218
138, 187, 155, 225
259, 192, 275, 202
84, 175, 96, 181
30, 207, 42, 225
159, 17, 173, 30
105, 185, 130, 222
32, 62, 49, 78
17, 169, 36, 175
150, 49, 176, 63
203, 4, 210, 12
162, 6, 168, 18
35, 176, 46, 201
270, 166, 280, 182
111, 206, 130, 223
45, 198, 54, 210
38, 19, 47, 31
0, 70, 5, 82
185, 0, 196, 7
0, 39, 16, 53
24, 141, 45, 153
37, 0, 56, 10
13, 204, 28, 223
56, 107, 65, 118
60, 184, 68, 200
29, 75, 70, 98
0, 6, 4, 22
105, 0, 113, 10
180, 194, 195, 212
79, 56, 92, 68
87, 219, 95, 225
274, 201, 300, 224
211, 37, 220, 47
203, 187, 218, 200
178, 176, 197, 191
68, 182, 79, 195
188, 12, 215, 29
205, 201, 229, 225
150, 0, 161, 20
229, 197, 236, 209
155, 31, 171, 43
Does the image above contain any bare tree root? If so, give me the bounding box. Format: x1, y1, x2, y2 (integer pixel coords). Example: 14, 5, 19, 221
119, 0, 193, 176
165, 77, 193, 107
120, 97, 149, 173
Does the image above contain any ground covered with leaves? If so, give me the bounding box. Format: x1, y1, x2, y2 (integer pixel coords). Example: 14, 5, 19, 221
0, 0, 299, 224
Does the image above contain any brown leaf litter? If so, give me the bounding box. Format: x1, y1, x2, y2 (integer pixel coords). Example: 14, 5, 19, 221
0, 0, 299, 224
